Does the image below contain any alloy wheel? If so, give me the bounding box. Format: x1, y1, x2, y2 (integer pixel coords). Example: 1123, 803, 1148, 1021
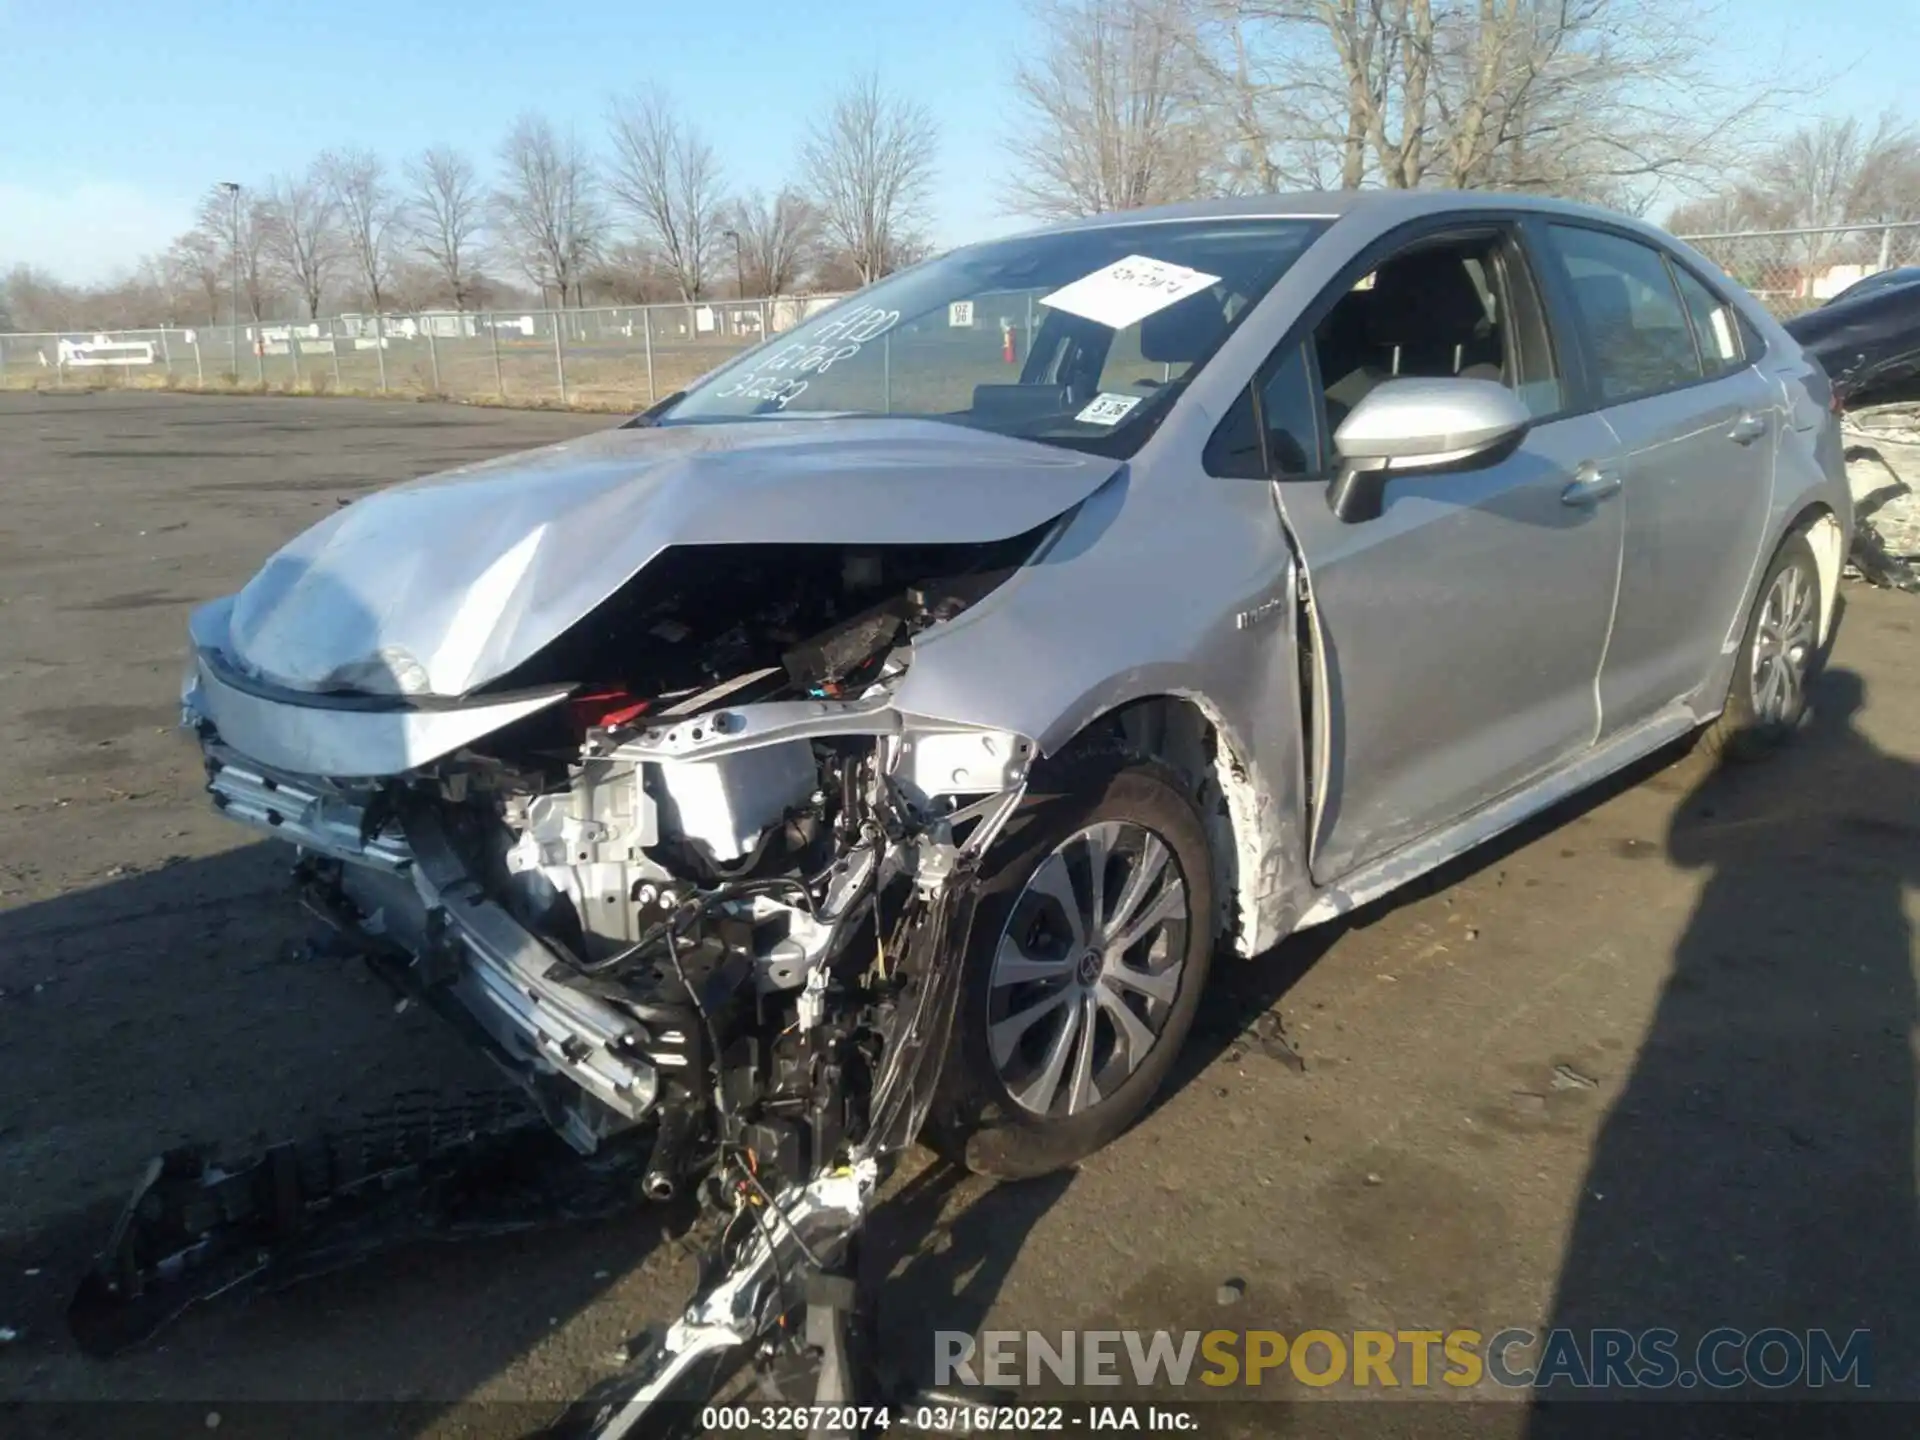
986, 821, 1190, 1119
1751, 561, 1817, 725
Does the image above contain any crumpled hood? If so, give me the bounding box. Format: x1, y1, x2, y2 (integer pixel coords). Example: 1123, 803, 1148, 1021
224, 417, 1122, 698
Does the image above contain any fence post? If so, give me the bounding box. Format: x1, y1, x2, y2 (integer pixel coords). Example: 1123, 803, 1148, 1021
288, 322, 302, 389
328, 318, 342, 390
552, 309, 568, 405
252, 321, 264, 385
1878, 227, 1894, 274
371, 313, 386, 392
193, 332, 204, 385
426, 317, 441, 394
158, 326, 173, 381
643, 305, 656, 403
488, 312, 505, 397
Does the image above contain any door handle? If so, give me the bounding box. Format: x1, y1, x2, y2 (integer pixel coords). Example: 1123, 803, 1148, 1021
1561, 462, 1622, 506
1728, 411, 1770, 445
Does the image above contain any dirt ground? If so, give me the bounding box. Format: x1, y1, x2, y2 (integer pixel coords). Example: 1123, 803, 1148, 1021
3, 391, 1918, 1438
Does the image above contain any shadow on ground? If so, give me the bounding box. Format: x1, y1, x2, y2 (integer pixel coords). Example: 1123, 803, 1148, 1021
7, 658, 1914, 1439
0, 844, 678, 1440
1528, 665, 1920, 1436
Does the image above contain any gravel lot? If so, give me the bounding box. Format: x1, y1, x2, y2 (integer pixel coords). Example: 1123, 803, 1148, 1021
3, 391, 1918, 1438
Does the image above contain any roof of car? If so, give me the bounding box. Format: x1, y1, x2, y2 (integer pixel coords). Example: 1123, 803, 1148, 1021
999, 189, 1663, 240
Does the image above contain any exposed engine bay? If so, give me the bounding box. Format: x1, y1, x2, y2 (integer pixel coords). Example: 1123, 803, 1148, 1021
134, 524, 1058, 1432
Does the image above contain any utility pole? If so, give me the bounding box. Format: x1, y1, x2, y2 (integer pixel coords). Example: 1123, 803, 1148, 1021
724, 228, 744, 298
220, 181, 242, 381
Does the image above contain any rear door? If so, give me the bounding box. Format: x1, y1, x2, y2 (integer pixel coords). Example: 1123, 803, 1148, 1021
1532, 222, 1781, 733
1208, 218, 1626, 883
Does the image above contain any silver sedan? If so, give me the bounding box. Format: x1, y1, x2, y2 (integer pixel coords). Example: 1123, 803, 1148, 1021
171, 188, 1850, 1413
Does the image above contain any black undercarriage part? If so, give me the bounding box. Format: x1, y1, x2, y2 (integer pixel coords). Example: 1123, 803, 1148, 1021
67, 1090, 652, 1358
69, 874, 984, 1440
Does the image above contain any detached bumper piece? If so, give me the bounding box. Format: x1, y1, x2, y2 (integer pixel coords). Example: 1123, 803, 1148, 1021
68, 1090, 651, 1358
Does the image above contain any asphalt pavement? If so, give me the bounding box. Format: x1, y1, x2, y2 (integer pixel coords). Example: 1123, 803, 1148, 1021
3, 391, 1917, 1439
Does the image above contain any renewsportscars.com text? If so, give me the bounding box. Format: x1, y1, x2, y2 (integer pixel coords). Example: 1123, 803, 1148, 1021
935, 1327, 1872, 1391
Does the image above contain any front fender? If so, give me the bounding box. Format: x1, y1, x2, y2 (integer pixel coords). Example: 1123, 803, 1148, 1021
893, 463, 1313, 951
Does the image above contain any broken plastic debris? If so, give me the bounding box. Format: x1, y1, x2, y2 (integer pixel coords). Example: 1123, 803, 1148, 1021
1242, 1011, 1307, 1072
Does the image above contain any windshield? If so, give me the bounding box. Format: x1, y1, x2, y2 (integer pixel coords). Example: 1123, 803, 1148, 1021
659, 217, 1329, 454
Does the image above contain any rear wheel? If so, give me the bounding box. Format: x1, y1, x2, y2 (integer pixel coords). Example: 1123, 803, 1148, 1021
928, 757, 1215, 1180
1703, 530, 1822, 761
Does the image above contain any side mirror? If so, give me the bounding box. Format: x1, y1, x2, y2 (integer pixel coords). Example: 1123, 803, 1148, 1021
1325, 378, 1532, 523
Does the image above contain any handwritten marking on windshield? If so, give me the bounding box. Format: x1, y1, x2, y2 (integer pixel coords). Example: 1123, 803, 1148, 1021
713, 303, 902, 406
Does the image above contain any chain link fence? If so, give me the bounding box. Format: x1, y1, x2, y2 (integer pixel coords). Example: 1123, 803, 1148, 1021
4, 223, 1919, 408
0, 294, 848, 409
1679, 222, 1920, 316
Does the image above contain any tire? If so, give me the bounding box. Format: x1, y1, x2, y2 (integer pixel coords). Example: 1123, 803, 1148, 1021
1701, 529, 1823, 762
926, 755, 1215, 1180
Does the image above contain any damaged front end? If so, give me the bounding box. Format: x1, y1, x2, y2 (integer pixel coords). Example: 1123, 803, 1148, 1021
149, 492, 1065, 1425
189, 526, 1040, 1160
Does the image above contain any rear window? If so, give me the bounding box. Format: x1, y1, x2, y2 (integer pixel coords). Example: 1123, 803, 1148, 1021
1671, 266, 1748, 379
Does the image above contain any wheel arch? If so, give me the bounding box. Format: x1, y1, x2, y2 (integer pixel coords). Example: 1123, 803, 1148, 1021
1791, 503, 1846, 650
1048, 692, 1289, 959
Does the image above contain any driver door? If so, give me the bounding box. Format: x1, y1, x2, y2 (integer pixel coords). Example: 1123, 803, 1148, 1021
1213, 222, 1626, 882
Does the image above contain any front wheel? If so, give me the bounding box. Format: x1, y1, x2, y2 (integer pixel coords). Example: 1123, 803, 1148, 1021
927, 757, 1215, 1180
1703, 529, 1823, 761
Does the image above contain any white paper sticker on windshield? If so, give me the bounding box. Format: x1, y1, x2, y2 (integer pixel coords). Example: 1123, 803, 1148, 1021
1041, 255, 1222, 330
1076, 392, 1143, 426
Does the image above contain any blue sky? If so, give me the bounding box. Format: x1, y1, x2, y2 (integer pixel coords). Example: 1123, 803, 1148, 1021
0, 0, 1911, 284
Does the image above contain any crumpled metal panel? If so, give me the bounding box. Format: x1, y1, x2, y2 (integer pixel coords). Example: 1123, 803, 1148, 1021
188, 597, 572, 777
224, 418, 1122, 700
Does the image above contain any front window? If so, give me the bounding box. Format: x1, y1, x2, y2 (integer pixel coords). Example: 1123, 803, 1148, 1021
659, 218, 1330, 454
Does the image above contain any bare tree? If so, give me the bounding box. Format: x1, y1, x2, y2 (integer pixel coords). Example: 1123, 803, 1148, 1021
728, 189, 819, 296
1747, 113, 1920, 295
1665, 186, 1788, 238
165, 230, 227, 325
320, 147, 402, 312
1760, 112, 1920, 231
1005, 0, 1220, 218
195, 183, 274, 321
261, 169, 340, 319
802, 73, 938, 286
0, 265, 78, 331
1179, 0, 1783, 208
493, 113, 607, 307
607, 89, 728, 300
405, 145, 487, 310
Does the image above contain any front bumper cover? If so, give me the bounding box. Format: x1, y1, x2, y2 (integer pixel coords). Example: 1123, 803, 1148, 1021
202, 736, 660, 1153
